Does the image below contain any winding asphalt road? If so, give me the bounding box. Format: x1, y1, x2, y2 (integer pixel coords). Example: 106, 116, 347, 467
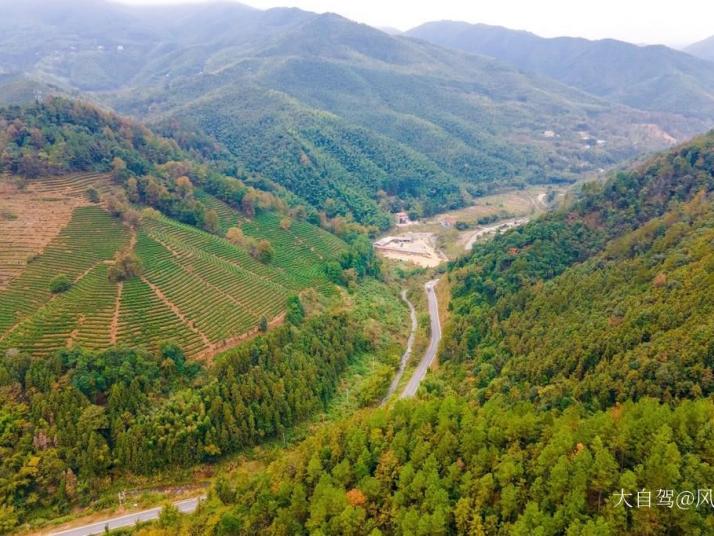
400, 279, 441, 398
382, 289, 418, 403
49, 496, 204, 536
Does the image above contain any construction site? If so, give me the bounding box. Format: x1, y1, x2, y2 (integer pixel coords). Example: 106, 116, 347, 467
373, 232, 446, 267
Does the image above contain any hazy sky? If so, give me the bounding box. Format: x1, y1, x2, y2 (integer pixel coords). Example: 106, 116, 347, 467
115, 0, 713, 47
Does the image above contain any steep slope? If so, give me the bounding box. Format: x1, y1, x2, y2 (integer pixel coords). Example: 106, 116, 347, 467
112, 12, 690, 224
0, 198, 345, 359
444, 129, 714, 407
169, 396, 714, 535
0, 102, 400, 534
407, 21, 714, 122
686, 34, 714, 62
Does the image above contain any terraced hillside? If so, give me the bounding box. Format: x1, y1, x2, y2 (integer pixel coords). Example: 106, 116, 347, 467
0, 180, 347, 359
242, 211, 347, 289
0, 172, 112, 288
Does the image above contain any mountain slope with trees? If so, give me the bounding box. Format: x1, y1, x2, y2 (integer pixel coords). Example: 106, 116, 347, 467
0, 97, 404, 532
0, 98, 380, 361
140, 130, 714, 535
407, 21, 714, 123
113, 11, 695, 224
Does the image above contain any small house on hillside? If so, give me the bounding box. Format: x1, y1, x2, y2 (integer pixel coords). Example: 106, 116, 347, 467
395, 212, 410, 225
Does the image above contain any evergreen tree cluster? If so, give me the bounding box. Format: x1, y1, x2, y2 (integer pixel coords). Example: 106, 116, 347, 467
0, 314, 368, 529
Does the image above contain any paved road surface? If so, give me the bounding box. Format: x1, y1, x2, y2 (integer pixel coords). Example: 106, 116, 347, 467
463, 218, 529, 250
382, 289, 417, 403
401, 279, 441, 398
50, 496, 204, 536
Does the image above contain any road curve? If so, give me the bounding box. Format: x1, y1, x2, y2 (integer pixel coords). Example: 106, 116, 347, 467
49, 496, 205, 536
382, 289, 417, 403
400, 279, 441, 398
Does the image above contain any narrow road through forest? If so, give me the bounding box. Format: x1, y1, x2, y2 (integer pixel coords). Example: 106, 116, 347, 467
400, 279, 441, 398
382, 288, 417, 403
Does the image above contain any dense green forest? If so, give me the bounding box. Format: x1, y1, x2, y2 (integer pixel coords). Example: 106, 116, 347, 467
443, 129, 714, 377
158, 396, 714, 535
5, 3, 714, 533
3, 1, 698, 227
0, 98, 373, 235
0, 96, 406, 532
0, 307, 396, 530
0, 97, 181, 178
407, 21, 714, 122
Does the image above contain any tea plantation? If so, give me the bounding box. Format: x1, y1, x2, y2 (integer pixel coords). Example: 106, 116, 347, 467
0, 196, 346, 358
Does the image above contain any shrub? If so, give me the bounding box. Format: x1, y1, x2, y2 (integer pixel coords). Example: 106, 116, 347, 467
204, 208, 219, 233
86, 187, 100, 203
108, 251, 142, 282
286, 295, 305, 325
254, 239, 274, 264
49, 275, 72, 294
324, 260, 347, 286
226, 227, 245, 245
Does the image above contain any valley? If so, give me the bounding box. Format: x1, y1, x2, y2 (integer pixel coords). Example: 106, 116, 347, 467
2, 1, 714, 534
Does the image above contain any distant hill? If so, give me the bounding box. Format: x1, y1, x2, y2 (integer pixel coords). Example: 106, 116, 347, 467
406, 21, 714, 121
686, 35, 714, 62
110, 11, 696, 224
0, 74, 67, 106
0, 0, 698, 226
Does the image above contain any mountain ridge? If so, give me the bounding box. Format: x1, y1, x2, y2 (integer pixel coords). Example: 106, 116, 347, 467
406, 20, 714, 121
686, 34, 714, 62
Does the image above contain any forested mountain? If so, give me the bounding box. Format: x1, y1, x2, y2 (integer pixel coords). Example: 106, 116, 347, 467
407, 21, 714, 122
686, 35, 714, 62
0, 0, 698, 226
146, 131, 714, 534
444, 130, 714, 406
